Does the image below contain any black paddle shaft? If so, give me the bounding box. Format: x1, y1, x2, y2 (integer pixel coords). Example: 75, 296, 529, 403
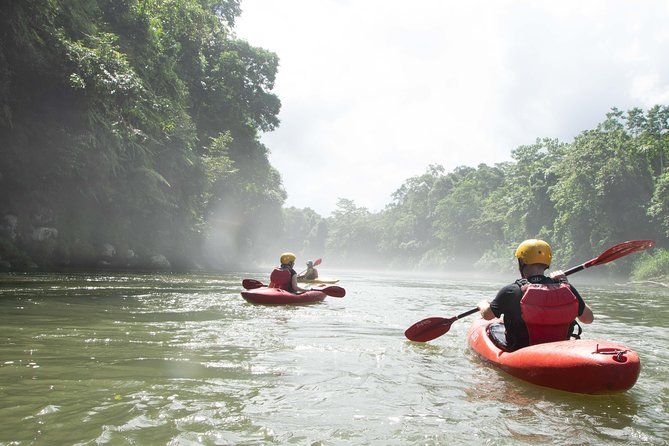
457, 308, 479, 319
564, 264, 585, 276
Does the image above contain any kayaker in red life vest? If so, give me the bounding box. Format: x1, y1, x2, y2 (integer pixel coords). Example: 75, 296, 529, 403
269, 252, 309, 293
477, 239, 594, 351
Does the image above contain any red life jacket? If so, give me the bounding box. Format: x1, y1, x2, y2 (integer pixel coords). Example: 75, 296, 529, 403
520, 282, 579, 345
269, 268, 293, 291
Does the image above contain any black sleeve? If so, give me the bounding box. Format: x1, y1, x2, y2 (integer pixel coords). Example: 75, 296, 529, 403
570, 285, 586, 316
489, 284, 519, 318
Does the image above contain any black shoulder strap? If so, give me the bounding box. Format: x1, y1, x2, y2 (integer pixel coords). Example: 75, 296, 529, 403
569, 320, 582, 339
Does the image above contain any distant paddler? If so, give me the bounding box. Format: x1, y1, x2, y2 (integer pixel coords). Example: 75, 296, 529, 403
296, 258, 339, 283
297, 260, 319, 281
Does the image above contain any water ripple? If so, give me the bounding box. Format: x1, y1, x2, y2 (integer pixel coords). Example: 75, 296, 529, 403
0, 271, 667, 444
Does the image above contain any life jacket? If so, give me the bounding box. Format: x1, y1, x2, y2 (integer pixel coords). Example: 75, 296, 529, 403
269, 267, 293, 291
520, 281, 579, 345
303, 268, 318, 280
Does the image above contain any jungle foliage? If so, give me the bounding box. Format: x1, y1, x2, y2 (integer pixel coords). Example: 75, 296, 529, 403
0, 0, 285, 270
285, 106, 669, 279
1, 2, 666, 279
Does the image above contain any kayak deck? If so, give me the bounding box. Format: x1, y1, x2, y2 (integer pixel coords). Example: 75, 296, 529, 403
467, 318, 640, 394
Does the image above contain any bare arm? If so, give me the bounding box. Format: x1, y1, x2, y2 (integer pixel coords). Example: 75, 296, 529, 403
292, 275, 308, 293
578, 304, 594, 324
477, 300, 496, 320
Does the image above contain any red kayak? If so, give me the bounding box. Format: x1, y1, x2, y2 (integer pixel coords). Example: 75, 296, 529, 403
467, 318, 640, 394
241, 287, 327, 305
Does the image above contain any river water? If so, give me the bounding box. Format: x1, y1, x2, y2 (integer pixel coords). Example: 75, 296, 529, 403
0, 271, 667, 445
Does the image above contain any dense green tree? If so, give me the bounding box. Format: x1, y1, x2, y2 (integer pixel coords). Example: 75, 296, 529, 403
276, 106, 668, 279
550, 116, 655, 270
624, 106, 669, 176
0, 0, 283, 270
378, 165, 446, 265
274, 207, 327, 262
431, 164, 505, 266
325, 199, 381, 265
649, 171, 669, 238
473, 139, 564, 270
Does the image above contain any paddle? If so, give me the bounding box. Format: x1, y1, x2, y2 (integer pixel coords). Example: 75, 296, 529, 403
404, 239, 655, 342
298, 258, 322, 276
242, 278, 265, 290
241, 278, 345, 297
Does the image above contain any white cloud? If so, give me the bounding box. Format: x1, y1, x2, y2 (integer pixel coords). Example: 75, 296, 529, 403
235, 0, 669, 215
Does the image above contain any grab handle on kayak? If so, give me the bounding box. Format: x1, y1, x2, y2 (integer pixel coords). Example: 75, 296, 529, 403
594, 344, 629, 363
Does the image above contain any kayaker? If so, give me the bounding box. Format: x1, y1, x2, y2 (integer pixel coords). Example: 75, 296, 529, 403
269, 252, 308, 293
477, 239, 594, 351
297, 260, 319, 281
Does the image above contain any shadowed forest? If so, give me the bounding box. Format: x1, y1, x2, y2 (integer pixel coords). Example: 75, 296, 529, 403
1, 0, 668, 281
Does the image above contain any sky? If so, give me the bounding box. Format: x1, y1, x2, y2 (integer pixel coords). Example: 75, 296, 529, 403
235, 0, 669, 216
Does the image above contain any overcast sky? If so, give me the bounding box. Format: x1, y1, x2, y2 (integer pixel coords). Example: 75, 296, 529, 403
235, 0, 669, 216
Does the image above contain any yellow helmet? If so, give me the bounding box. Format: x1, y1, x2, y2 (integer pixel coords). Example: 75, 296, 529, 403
515, 239, 552, 266
280, 252, 296, 265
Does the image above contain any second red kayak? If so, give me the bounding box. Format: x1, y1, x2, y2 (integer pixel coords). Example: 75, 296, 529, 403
467, 318, 640, 394
241, 287, 327, 304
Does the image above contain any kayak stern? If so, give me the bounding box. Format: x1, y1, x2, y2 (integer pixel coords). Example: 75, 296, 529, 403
467, 318, 640, 394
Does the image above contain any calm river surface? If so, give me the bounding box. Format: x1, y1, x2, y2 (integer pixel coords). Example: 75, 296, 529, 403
0, 271, 667, 445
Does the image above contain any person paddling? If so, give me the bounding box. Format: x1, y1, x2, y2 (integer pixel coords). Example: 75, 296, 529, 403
297, 260, 319, 281
477, 239, 594, 351
269, 252, 308, 293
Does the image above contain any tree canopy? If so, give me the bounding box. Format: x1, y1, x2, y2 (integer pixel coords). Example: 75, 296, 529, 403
1, 2, 666, 280
0, 0, 285, 269
281, 106, 668, 278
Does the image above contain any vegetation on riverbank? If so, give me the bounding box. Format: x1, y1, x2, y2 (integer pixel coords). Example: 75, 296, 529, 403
0, 0, 284, 271
282, 106, 669, 277
632, 249, 669, 283
1, 2, 666, 279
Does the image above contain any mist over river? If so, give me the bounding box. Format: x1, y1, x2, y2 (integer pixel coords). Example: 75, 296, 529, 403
0, 272, 667, 445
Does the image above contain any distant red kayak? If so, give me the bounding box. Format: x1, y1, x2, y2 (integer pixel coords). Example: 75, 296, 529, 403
241, 287, 327, 305
467, 318, 640, 394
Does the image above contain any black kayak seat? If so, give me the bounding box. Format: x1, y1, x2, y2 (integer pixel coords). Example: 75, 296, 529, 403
487, 322, 510, 352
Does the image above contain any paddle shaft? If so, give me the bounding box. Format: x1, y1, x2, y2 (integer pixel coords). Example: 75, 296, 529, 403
564, 264, 585, 276
457, 308, 479, 320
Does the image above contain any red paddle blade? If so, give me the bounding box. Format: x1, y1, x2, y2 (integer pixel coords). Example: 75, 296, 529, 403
313, 258, 322, 266
242, 279, 265, 290
585, 240, 655, 268
404, 317, 456, 342
313, 284, 345, 297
